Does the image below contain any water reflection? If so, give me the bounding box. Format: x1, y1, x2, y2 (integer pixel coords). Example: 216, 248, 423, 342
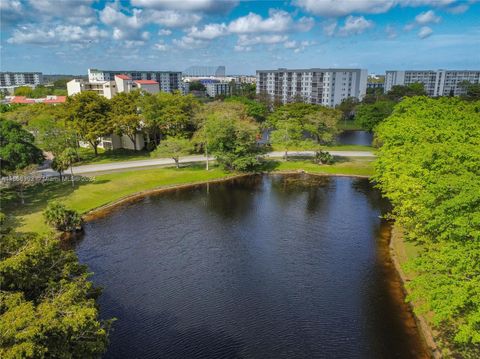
77, 175, 427, 359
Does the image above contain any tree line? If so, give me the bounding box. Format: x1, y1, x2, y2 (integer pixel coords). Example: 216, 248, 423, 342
373, 97, 480, 357
337, 81, 480, 132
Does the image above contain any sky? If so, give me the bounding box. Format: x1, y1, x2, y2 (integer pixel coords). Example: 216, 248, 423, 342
1, 0, 479, 75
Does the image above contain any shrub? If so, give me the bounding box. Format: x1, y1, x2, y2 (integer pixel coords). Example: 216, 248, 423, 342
43, 202, 82, 232
315, 150, 334, 164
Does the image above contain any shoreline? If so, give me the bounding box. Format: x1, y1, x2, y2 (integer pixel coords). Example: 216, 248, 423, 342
389, 224, 442, 358
82, 171, 372, 221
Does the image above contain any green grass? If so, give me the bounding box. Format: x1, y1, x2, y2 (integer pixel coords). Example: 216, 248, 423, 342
272, 158, 374, 176
3, 165, 230, 234
3, 158, 374, 234
338, 120, 363, 131
74, 147, 151, 166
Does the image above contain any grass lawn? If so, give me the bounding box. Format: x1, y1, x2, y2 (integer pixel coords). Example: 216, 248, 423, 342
272, 157, 374, 176
3, 158, 374, 234
338, 120, 363, 131
3, 165, 231, 234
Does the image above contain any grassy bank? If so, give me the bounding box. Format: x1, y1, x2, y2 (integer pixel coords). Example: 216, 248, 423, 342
3, 158, 374, 234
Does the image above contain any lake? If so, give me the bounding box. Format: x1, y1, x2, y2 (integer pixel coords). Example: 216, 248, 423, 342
77, 174, 427, 358
336, 130, 373, 146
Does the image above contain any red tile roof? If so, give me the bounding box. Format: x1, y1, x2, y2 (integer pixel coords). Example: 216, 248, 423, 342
115, 74, 131, 80
43, 96, 67, 104
135, 80, 159, 85
10, 96, 35, 104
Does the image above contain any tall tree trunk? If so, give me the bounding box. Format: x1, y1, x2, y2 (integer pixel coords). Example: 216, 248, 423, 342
174, 158, 179, 168
284, 149, 288, 161
58, 170, 63, 181
205, 142, 209, 171
70, 165, 75, 188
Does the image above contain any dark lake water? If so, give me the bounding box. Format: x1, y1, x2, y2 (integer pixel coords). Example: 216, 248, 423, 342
336, 130, 373, 146
77, 175, 427, 358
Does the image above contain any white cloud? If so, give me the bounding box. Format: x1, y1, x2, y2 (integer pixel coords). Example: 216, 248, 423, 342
158, 29, 172, 36
418, 26, 433, 39
447, 4, 469, 14
284, 40, 314, 53
146, 10, 201, 28
131, 0, 238, 13
234, 45, 252, 52
294, 0, 395, 17
228, 10, 292, 33
415, 10, 441, 25
338, 16, 373, 36
187, 23, 228, 40
0, 0, 24, 24
29, 0, 97, 25
296, 16, 315, 32
323, 21, 337, 36
385, 25, 397, 39
173, 36, 207, 49
154, 40, 168, 51
7, 25, 108, 45
295, 0, 461, 16
237, 34, 288, 46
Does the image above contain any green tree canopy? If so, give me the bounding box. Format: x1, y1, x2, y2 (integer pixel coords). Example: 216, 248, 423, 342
151, 136, 192, 168
65, 92, 111, 156
0, 119, 44, 174
225, 96, 268, 122
373, 97, 480, 354
110, 91, 143, 150
355, 100, 396, 132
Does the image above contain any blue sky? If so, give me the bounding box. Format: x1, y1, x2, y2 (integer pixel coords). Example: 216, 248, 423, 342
1, 0, 479, 75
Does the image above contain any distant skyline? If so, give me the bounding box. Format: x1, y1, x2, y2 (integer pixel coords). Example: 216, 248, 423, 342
1, 0, 479, 75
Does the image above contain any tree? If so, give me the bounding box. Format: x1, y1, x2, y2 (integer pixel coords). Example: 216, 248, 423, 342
13, 86, 33, 97
373, 97, 480, 355
188, 81, 206, 91
151, 136, 192, 168
0, 230, 110, 358
336, 97, 359, 120
194, 102, 262, 171
141, 92, 199, 144
270, 120, 303, 160
459, 81, 480, 101
66, 92, 111, 156
225, 96, 268, 122
385, 83, 427, 101
43, 201, 82, 232
0, 119, 44, 174
355, 100, 396, 131
110, 91, 143, 150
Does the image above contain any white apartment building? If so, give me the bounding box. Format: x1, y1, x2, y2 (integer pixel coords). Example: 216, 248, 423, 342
256, 68, 367, 107
88, 68, 181, 92
385, 70, 480, 96
67, 75, 160, 99
206, 82, 231, 97
0, 72, 43, 93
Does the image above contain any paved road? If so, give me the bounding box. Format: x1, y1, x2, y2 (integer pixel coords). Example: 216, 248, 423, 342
37, 150, 375, 176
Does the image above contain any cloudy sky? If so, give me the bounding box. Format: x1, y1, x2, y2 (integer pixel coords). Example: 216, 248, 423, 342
1, 0, 479, 75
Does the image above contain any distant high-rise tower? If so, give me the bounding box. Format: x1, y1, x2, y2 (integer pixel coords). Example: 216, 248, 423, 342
183, 66, 226, 77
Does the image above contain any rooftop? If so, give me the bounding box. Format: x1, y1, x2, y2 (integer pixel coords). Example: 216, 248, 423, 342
135, 80, 159, 85
115, 74, 131, 80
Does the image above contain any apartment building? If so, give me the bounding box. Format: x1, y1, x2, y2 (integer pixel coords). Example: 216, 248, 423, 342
88, 68, 181, 92
67, 74, 160, 99
385, 70, 480, 96
256, 68, 367, 107
0, 72, 43, 93
206, 82, 231, 97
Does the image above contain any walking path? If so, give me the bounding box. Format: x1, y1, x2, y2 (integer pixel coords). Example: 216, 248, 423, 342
37, 150, 375, 176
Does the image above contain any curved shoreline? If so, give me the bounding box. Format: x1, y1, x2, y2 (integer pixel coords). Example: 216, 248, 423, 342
389, 225, 441, 358
79, 171, 435, 357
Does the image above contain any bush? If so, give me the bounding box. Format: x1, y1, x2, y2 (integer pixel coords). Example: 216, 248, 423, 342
43, 202, 82, 232
315, 150, 334, 164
